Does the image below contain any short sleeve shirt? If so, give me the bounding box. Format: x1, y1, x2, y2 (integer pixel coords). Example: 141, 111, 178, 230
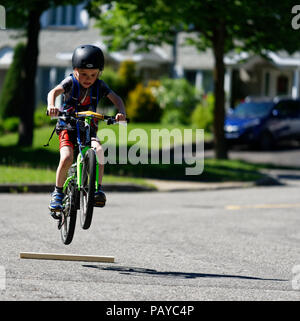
59, 75, 112, 111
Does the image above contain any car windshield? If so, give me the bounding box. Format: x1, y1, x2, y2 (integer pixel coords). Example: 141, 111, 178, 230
232, 102, 274, 118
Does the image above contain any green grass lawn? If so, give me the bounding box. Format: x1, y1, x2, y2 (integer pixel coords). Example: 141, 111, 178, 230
0, 165, 56, 184
0, 122, 211, 151
0, 165, 155, 188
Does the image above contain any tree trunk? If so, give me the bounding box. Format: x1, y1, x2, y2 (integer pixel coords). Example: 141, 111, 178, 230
212, 22, 228, 159
18, 9, 41, 147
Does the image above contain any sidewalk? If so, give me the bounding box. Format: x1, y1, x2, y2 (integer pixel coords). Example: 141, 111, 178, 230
145, 179, 255, 192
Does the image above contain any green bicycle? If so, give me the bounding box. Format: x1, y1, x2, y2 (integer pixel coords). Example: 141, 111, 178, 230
52, 110, 126, 245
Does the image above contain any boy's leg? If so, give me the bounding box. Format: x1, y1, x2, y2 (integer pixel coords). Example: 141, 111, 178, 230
56, 146, 74, 188
91, 137, 106, 207
49, 130, 74, 214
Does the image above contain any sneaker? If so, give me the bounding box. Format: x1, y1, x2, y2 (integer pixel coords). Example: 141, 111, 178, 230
94, 187, 106, 207
49, 191, 64, 213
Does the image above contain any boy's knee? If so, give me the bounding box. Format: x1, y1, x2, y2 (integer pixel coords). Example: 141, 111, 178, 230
92, 140, 103, 153
60, 153, 73, 167
95, 144, 103, 154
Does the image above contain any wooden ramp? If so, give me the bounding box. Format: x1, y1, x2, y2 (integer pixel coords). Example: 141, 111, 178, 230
20, 252, 114, 263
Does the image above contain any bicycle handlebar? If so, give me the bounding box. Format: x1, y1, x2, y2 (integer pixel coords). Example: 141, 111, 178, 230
46, 110, 129, 125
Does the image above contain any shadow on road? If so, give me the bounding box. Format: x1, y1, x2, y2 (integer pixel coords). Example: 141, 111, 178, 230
225, 139, 300, 152
277, 174, 300, 180
82, 265, 286, 282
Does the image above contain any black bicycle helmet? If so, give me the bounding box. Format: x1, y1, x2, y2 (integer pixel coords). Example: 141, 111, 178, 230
72, 45, 104, 70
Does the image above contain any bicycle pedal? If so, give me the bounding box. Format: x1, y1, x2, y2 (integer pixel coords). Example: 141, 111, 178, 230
50, 211, 62, 220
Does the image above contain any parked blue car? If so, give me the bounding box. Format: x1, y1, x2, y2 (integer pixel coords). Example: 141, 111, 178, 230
224, 98, 300, 149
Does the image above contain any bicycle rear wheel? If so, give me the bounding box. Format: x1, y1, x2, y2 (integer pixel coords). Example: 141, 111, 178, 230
60, 184, 77, 245
80, 148, 96, 230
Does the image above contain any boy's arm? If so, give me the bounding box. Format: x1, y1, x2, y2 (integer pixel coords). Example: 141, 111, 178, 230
47, 85, 64, 117
107, 91, 126, 121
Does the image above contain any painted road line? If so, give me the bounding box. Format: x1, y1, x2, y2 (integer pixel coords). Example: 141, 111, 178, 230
226, 203, 300, 210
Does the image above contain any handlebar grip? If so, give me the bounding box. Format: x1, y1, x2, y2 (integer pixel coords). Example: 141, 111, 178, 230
46, 110, 63, 117
106, 117, 130, 125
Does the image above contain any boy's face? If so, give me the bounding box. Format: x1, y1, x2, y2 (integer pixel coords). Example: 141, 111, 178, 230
74, 68, 100, 88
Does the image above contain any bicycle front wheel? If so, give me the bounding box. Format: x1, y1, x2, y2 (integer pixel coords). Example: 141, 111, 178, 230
61, 184, 77, 245
80, 148, 96, 230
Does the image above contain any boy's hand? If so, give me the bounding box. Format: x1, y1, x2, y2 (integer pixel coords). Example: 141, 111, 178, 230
115, 113, 126, 122
47, 105, 60, 117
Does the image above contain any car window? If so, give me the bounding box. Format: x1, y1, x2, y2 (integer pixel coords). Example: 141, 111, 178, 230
232, 102, 274, 118
275, 101, 300, 117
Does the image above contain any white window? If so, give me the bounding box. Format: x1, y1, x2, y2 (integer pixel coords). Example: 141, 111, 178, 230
40, 4, 88, 29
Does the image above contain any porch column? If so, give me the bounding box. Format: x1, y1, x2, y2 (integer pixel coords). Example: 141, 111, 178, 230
174, 64, 184, 78
49, 67, 57, 89
224, 67, 232, 109
195, 70, 203, 93
292, 67, 300, 98
49, 67, 59, 106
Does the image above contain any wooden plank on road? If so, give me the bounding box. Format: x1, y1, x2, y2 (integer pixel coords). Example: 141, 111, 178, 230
20, 252, 114, 263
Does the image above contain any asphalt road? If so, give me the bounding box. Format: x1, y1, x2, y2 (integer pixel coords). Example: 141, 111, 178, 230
1, 182, 300, 301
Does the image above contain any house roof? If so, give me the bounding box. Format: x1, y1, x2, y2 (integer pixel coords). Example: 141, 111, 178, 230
0, 21, 173, 69
225, 50, 300, 69
1, 24, 300, 71
177, 32, 214, 70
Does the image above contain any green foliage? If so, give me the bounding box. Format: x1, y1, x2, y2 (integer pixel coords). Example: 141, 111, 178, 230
1, 117, 20, 133
117, 60, 139, 101
191, 93, 214, 132
90, 0, 300, 56
34, 105, 53, 128
100, 60, 139, 109
0, 42, 26, 119
118, 60, 138, 93
99, 66, 121, 108
88, 1, 180, 50
101, 66, 122, 92
126, 82, 162, 122
160, 109, 182, 126
154, 78, 201, 125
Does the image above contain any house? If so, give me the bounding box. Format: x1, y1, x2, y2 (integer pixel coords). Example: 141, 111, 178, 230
0, 3, 173, 107
0, 3, 300, 109
225, 51, 300, 107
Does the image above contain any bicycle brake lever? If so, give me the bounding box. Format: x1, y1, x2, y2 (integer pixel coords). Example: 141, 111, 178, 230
107, 118, 114, 125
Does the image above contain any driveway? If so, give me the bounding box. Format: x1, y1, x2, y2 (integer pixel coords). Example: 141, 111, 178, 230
205, 141, 300, 168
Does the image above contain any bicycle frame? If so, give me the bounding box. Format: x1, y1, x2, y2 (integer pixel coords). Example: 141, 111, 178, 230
63, 126, 98, 195
60, 110, 127, 195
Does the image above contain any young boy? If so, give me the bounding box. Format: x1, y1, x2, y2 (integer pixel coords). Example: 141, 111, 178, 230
47, 44, 126, 216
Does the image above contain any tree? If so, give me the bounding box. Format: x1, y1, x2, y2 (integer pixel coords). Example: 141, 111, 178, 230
88, 0, 300, 159
2, 0, 81, 146
0, 42, 26, 119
